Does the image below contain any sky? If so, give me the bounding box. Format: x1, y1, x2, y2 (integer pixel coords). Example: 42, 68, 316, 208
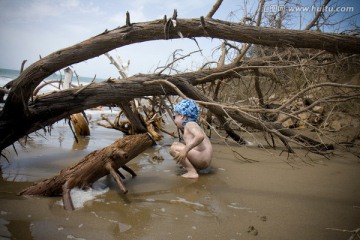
0, 0, 359, 79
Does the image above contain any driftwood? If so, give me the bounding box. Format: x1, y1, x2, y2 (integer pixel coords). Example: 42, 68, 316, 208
19, 133, 155, 210
70, 113, 90, 136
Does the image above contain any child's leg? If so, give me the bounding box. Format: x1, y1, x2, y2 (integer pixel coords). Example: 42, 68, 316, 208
179, 157, 199, 179
169, 142, 199, 179
169, 142, 183, 158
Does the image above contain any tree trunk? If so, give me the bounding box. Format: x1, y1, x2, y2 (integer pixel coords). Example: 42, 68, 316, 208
2, 16, 357, 151
0, 69, 336, 152
4, 18, 359, 115
19, 133, 155, 210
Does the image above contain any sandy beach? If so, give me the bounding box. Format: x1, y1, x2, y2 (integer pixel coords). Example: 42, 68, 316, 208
0, 110, 359, 240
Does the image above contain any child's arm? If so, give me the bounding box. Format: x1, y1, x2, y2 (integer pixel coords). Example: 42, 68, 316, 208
174, 122, 204, 162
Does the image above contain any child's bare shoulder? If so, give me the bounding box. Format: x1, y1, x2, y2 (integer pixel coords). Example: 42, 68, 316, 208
184, 122, 204, 136
184, 121, 201, 130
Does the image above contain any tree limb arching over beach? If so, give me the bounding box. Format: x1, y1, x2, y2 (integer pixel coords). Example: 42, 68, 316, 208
0, 0, 359, 162
0, 2, 359, 239
1, 3, 359, 155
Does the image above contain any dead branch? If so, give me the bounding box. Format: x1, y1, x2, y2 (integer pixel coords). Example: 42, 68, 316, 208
305, 0, 331, 30
19, 133, 155, 210
1, 13, 359, 152
4, 17, 359, 116
144, 79, 188, 99
156, 50, 201, 74
206, 0, 223, 18
278, 82, 360, 111
33, 80, 62, 96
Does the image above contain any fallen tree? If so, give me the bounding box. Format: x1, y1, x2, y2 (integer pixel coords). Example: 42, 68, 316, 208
1, 1, 359, 213
19, 133, 155, 210
1, 4, 360, 153
4, 17, 360, 112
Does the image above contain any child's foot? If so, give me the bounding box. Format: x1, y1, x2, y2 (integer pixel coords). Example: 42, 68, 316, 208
181, 172, 199, 179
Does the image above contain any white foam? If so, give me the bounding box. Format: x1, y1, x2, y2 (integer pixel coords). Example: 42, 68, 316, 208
227, 205, 252, 210
170, 197, 204, 208
0, 76, 12, 86
66, 234, 86, 240
227, 203, 253, 211
57, 181, 109, 209
245, 141, 256, 146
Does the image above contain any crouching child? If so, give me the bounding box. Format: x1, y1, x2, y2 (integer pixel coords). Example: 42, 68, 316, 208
169, 99, 213, 179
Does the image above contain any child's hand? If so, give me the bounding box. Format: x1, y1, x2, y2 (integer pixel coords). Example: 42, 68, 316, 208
175, 149, 187, 163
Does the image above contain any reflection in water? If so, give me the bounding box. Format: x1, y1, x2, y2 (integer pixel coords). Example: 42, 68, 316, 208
6, 220, 32, 240
72, 136, 90, 151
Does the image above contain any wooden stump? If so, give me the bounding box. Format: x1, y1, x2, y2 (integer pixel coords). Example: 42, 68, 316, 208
70, 113, 90, 136
19, 133, 155, 210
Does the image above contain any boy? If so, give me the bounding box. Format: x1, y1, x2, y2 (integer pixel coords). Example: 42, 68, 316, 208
169, 99, 213, 179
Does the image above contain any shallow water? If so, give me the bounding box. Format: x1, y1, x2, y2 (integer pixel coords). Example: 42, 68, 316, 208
1, 117, 360, 240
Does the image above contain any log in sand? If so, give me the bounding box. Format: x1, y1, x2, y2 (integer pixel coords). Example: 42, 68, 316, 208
19, 133, 156, 210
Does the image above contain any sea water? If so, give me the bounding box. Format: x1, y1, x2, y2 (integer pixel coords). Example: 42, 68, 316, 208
0, 67, 105, 110
0, 67, 104, 87
0, 67, 112, 208
0, 68, 19, 89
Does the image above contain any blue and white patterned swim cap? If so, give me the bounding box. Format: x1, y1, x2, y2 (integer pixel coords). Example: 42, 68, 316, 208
174, 99, 199, 122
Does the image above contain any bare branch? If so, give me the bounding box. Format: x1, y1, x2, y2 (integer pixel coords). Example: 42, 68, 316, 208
206, 0, 223, 18
20, 60, 27, 73
305, 0, 331, 30
278, 82, 360, 111
143, 79, 188, 99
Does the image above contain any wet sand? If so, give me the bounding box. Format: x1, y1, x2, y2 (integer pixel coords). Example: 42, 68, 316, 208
0, 117, 359, 240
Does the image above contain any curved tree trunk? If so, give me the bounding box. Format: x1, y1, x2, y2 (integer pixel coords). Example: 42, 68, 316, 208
4, 18, 359, 113
0, 68, 336, 152
1, 16, 358, 151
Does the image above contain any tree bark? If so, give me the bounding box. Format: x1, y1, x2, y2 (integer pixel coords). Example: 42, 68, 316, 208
119, 101, 147, 134
171, 78, 333, 151
0, 67, 336, 152
2, 17, 358, 151
4, 18, 359, 115
19, 133, 155, 210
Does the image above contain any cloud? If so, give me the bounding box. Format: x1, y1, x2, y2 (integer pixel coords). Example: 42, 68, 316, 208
0, 0, 224, 78
60, 0, 80, 8
107, 0, 210, 24
61, 23, 93, 36
0, 1, 59, 23
0, 0, 103, 24
108, 7, 147, 26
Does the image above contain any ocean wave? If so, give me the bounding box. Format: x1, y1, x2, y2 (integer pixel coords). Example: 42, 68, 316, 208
0, 76, 13, 86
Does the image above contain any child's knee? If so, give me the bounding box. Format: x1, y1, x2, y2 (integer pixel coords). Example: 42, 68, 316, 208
170, 142, 181, 149
169, 148, 176, 157
169, 144, 178, 156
